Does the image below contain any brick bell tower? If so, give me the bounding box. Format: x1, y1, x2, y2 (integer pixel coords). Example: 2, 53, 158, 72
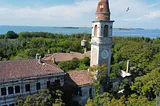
90, 0, 114, 76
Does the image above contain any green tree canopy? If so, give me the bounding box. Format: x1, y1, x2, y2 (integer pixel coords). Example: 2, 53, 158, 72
6, 31, 18, 39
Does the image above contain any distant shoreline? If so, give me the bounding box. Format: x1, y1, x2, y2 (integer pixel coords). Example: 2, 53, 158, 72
0, 26, 160, 38
0, 25, 159, 30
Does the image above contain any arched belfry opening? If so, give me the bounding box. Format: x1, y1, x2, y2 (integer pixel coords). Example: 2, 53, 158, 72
94, 25, 98, 37
104, 25, 108, 37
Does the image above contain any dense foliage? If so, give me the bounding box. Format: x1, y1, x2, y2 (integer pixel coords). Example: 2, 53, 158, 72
86, 37, 160, 106
0, 31, 91, 60
58, 57, 90, 72
1, 31, 160, 105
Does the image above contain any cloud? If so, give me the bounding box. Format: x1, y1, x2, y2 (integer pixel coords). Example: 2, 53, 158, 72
109, 0, 160, 28
0, 0, 159, 28
0, 0, 97, 26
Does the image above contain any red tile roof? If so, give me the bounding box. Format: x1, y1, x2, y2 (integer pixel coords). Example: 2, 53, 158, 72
96, 0, 110, 21
0, 59, 64, 82
43, 51, 90, 62
68, 70, 93, 86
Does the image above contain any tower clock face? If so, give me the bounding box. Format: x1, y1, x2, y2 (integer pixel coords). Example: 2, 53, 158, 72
101, 50, 109, 59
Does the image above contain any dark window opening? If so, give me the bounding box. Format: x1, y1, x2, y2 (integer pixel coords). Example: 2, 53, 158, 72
47, 81, 50, 88
25, 84, 30, 92
78, 87, 82, 96
89, 88, 93, 98
9, 104, 15, 106
15, 86, 20, 93
8, 86, 14, 95
55, 79, 60, 84
104, 25, 109, 37
36, 82, 41, 90
54, 79, 61, 87
74, 89, 79, 96
3, 105, 8, 106
1, 87, 6, 96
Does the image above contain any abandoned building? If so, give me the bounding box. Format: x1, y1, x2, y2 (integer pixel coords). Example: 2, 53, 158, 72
0, 0, 113, 106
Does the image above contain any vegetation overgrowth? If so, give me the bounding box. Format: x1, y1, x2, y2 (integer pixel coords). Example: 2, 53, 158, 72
0, 31, 160, 105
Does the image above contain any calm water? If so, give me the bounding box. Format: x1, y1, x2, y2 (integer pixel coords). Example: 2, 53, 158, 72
0, 26, 160, 38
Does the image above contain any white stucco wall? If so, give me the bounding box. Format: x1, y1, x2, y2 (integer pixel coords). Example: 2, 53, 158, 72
73, 84, 94, 106
0, 74, 65, 105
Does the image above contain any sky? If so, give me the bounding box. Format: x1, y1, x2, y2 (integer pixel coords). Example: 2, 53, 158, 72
0, 0, 160, 29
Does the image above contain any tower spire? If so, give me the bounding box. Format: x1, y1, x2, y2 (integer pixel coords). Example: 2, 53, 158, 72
96, 0, 110, 21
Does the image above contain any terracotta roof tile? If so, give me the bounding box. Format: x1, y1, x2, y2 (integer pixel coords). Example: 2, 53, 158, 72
68, 70, 93, 86
43, 51, 91, 62
0, 59, 64, 82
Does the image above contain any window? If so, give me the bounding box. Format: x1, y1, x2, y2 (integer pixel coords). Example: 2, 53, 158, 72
104, 25, 109, 37
89, 88, 92, 98
1, 87, 6, 96
47, 81, 50, 88
36, 82, 41, 90
78, 87, 82, 96
55, 79, 60, 84
9, 104, 15, 106
25, 84, 30, 92
100, 4, 104, 12
8, 86, 14, 95
15, 86, 20, 93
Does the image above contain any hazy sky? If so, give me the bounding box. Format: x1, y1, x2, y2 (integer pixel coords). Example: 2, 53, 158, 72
0, 0, 160, 29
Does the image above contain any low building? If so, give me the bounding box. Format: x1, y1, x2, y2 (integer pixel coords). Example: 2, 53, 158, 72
67, 70, 94, 106
0, 59, 65, 106
43, 51, 90, 62
0, 59, 94, 106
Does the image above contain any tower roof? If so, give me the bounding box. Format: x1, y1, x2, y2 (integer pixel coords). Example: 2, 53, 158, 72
96, 0, 110, 21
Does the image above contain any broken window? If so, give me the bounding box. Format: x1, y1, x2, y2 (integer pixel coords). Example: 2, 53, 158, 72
15, 86, 20, 93
9, 104, 15, 106
8, 86, 14, 95
78, 87, 82, 96
25, 84, 30, 92
36, 82, 41, 90
89, 88, 93, 98
47, 81, 50, 88
1, 87, 6, 96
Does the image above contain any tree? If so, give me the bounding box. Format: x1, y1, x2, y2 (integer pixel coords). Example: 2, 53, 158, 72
16, 90, 53, 106
6, 31, 18, 39
16, 90, 65, 106
131, 68, 160, 99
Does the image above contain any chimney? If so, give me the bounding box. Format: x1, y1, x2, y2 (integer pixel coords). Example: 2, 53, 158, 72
38, 56, 42, 64
52, 56, 56, 63
126, 60, 130, 73
36, 53, 40, 59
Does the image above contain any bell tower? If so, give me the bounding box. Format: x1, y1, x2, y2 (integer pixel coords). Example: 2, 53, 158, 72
90, 0, 114, 76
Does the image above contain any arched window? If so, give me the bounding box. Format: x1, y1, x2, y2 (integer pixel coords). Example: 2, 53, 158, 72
104, 25, 108, 37
100, 4, 104, 12
94, 25, 98, 37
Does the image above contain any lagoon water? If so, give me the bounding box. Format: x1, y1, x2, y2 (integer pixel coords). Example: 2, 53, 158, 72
0, 26, 160, 38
